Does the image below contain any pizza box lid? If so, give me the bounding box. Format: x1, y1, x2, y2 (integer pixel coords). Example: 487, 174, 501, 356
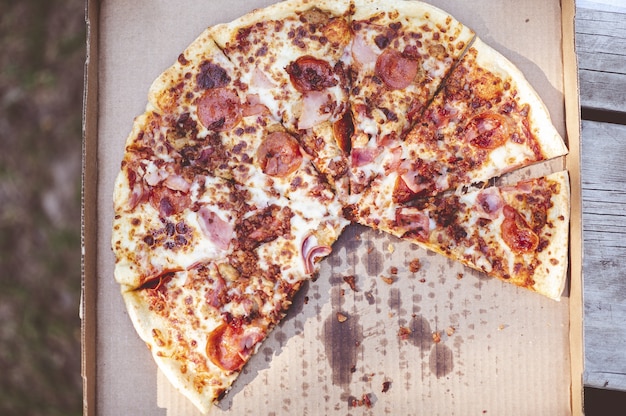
81, 0, 583, 414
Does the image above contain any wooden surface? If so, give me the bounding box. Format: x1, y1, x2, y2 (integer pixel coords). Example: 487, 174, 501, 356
576, 6, 626, 115
577, 1, 626, 392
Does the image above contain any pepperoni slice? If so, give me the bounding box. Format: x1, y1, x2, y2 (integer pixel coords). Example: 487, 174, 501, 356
375, 49, 418, 90
196, 88, 242, 131
465, 112, 509, 149
206, 323, 265, 372
501, 205, 539, 254
256, 131, 302, 177
285, 56, 338, 92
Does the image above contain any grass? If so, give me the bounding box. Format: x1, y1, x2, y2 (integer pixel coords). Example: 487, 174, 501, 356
0, 0, 84, 414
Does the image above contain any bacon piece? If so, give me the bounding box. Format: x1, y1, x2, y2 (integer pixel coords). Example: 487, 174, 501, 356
395, 207, 430, 241
206, 323, 265, 372
235, 205, 293, 251
197, 207, 234, 251
301, 233, 332, 274
144, 166, 167, 187
285, 56, 338, 92
163, 173, 191, 193
351, 146, 381, 167
394, 159, 441, 201
128, 181, 145, 210
375, 49, 418, 90
384, 146, 403, 174
501, 205, 539, 254
205, 274, 227, 309
150, 186, 191, 217
196, 88, 242, 131
126, 168, 146, 210
392, 175, 419, 204
256, 131, 302, 177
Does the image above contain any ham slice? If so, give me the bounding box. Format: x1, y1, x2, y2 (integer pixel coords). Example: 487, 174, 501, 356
197, 207, 233, 251
352, 33, 378, 66
351, 146, 382, 167
298, 91, 333, 130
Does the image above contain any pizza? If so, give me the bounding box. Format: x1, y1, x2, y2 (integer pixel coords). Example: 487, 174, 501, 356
111, 0, 570, 413
355, 170, 570, 300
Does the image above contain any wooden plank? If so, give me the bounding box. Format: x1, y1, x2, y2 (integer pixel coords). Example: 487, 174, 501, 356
576, 8, 626, 113
581, 120, 626, 391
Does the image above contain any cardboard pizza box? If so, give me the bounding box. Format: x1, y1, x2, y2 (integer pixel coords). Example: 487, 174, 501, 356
81, 0, 583, 414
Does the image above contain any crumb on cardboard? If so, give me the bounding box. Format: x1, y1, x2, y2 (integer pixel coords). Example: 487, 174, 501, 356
337, 312, 348, 323
409, 258, 422, 273
389, 266, 398, 275
387, 243, 394, 253
432, 331, 441, 343
398, 326, 411, 340
457, 272, 464, 279
380, 275, 395, 285
343, 274, 358, 292
382, 380, 391, 393
446, 326, 456, 336
349, 393, 373, 409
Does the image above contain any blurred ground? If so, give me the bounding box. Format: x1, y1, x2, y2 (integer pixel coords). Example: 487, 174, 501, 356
0, 0, 84, 414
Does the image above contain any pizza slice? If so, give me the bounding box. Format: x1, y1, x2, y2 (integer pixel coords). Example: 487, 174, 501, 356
347, 0, 474, 195
211, 0, 354, 195
143, 19, 348, 235
353, 170, 570, 300
396, 38, 569, 201
116, 179, 341, 413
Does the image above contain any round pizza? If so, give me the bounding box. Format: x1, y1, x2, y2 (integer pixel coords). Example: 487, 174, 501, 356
111, 0, 570, 413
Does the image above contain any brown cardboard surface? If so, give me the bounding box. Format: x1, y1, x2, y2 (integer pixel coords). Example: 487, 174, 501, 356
82, 0, 582, 414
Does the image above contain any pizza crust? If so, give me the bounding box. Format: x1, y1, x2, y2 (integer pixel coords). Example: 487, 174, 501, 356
529, 170, 570, 300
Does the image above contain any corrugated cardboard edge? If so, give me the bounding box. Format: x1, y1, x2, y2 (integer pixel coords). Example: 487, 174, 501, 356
561, 0, 585, 414
81, 0, 99, 415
